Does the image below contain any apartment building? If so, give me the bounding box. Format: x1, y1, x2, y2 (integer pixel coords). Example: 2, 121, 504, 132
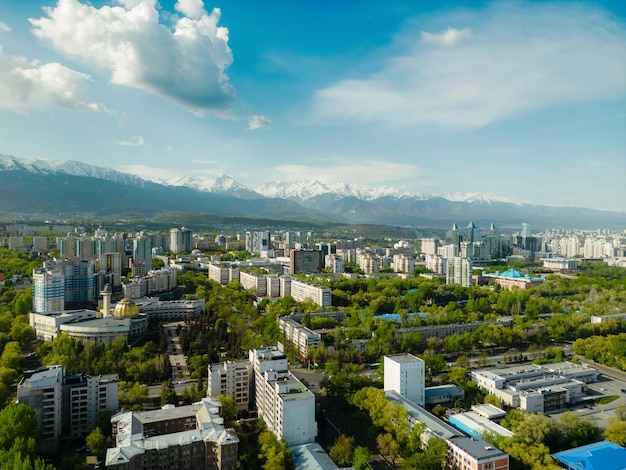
17, 365, 119, 452
207, 360, 252, 412
106, 398, 238, 470
277, 316, 321, 358
384, 353, 425, 407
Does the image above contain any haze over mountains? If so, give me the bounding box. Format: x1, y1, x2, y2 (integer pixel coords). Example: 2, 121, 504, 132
0, 154, 622, 229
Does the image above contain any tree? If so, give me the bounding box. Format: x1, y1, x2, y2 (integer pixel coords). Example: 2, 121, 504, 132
353, 446, 372, 470
329, 434, 354, 467
377, 433, 401, 467
218, 394, 237, 426
86, 427, 107, 462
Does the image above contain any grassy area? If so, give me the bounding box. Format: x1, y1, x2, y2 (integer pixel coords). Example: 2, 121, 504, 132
598, 395, 619, 405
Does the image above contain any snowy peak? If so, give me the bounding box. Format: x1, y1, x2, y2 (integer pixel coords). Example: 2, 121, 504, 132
0, 154, 148, 187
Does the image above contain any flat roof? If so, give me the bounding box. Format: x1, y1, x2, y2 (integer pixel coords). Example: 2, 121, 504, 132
552, 440, 626, 470
449, 412, 514, 439
385, 391, 461, 440
448, 436, 507, 460
385, 353, 423, 364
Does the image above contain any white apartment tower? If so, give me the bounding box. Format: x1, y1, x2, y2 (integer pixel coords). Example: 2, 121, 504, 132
384, 353, 425, 407
170, 227, 193, 253
207, 360, 252, 411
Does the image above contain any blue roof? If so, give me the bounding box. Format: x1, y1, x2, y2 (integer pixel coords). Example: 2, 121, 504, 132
373, 312, 429, 322
552, 441, 626, 470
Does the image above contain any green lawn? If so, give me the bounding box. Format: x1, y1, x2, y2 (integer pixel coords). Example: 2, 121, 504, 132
598, 395, 619, 405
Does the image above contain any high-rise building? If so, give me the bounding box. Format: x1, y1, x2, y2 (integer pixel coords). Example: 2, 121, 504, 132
132, 233, 153, 276
207, 360, 252, 411
245, 231, 270, 255
290, 249, 323, 274
32, 267, 65, 313
170, 227, 193, 253
384, 353, 425, 407
17, 365, 119, 452
446, 257, 473, 287
249, 347, 316, 446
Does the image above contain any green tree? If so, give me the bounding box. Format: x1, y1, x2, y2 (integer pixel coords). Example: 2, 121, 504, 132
377, 433, 401, 467
86, 427, 107, 462
353, 446, 372, 470
218, 394, 237, 426
329, 434, 354, 467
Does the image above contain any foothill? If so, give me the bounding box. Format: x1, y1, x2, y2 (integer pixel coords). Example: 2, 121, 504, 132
1, 219, 626, 470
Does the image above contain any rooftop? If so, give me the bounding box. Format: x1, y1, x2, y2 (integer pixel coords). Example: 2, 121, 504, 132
385, 353, 423, 364
552, 440, 626, 470
448, 436, 507, 460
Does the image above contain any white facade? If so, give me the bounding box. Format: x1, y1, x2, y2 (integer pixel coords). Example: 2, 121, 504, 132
325, 254, 344, 274
277, 316, 321, 358
393, 254, 415, 273
207, 360, 252, 411
446, 256, 473, 286
32, 267, 65, 313
384, 353, 425, 407
289, 278, 331, 307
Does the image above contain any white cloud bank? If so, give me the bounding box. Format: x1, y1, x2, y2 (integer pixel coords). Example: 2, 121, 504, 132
0, 46, 101, 112
272, 158, 422, 185
30, 0, 234, 115
310, 2, 626, 128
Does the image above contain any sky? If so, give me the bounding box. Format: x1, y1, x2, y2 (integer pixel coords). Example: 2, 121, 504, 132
0, 0, 625, 211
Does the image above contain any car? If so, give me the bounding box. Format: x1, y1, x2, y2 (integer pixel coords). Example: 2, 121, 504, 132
621, 389, 626, 393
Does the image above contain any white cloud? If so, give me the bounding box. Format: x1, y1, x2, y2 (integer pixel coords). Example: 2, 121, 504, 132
272, 158, 422, 185
175, 0, 206, 20
0, 46, 101, 112
0, 22, 11, 33
248, 114, 272, 130
30, 0, 234, 115
118, 135, 144, 146
421, 27, 470, 47
310, 3, 626, 128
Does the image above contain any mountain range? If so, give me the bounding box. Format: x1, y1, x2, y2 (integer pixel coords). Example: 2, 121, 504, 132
0, 154, 623, 229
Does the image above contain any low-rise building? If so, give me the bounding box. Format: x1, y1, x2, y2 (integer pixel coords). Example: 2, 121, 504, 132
476, 269, 546, 290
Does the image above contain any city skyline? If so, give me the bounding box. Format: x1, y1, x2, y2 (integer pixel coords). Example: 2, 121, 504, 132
0, 0, 624, 211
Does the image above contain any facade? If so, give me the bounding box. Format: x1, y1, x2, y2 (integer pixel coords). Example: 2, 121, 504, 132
470, 362, 597, 412
207, 360, 252, 411
17, 365, 119, 452
393, 254, 415, 273
290, 249, 323, 274
324, 254, 344, 274
542, 257, 578, 271
384, 353, 425, 407
447, 436, 509, 470
30, 309, 98, 341
288, 278, 331, 307
208, 263, 239, 285
170, 227, 194, 254
135, 298, 205, 322
476, 269, 546, 290
32, 267, 65, 313
106, 398, 239, 470
446, 256, 473, 286
249, 347, 316, 446
245, 231, 271, 255
277, 316, 321, 358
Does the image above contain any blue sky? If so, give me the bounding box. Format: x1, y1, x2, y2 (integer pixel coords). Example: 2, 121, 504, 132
0, 0, 624, 210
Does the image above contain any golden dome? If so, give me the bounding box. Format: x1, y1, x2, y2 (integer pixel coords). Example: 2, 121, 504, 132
113, 298, 139, 318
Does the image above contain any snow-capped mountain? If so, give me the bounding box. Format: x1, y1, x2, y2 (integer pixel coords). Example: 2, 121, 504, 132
0, 154, 623, 228
0, 154, 149, 188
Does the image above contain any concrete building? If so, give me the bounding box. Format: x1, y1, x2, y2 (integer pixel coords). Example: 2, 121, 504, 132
393, 254, 415, 273
470, 362, 597, 412
245, 231, 271, 256
249, 347, 316, 446
476, 269, 546, 290
32, 267, 65, 313
324, 254, 344, 274
207, 360, 252, 412
384, 353, 425, 407
277, 316, 321, 358
17, 365, 119, 452
290, 249, 323, 274
106, 398, 238, 470
447, 436, 509, 470
30, 309, 98, 341
170, 227, 194, 254
446, 256, 473, 286
542, 257, 578, 271
287, 277, 332, 307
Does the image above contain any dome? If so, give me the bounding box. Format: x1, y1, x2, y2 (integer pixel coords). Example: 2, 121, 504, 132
113, 298, 140, 318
